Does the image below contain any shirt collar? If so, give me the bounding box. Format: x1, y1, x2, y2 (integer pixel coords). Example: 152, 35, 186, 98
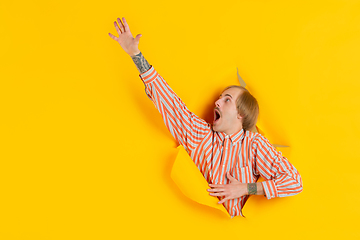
215, 129, 244, 144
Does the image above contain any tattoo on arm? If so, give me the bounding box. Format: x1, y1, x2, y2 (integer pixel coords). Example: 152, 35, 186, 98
248, 183, 257, 195
131, 52, 151, 74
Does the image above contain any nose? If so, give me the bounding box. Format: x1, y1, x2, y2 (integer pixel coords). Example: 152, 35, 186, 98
215, 99, 221, 107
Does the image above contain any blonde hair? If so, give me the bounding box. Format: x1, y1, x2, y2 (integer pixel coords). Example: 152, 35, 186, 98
223, 85, 259, 131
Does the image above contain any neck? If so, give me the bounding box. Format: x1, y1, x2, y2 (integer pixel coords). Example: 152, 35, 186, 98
223, 127, 243, 136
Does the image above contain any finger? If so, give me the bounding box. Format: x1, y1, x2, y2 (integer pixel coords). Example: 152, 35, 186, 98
108, 32, 118, 41
117, 17, 125, 32
114, 21, 122, 34
123, 17, 130, 32
209, 184, 224, 187
209, 192, 226, 197
207, 188, 225, 192
218, 198, 229, 204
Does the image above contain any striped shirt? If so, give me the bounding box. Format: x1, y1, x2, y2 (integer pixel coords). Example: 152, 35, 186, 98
140, 66, 303, 217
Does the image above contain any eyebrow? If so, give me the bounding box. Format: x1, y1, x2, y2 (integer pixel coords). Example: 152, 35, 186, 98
220, 94, 233, 98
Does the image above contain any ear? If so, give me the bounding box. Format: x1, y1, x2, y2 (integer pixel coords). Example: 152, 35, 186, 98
237, 114, 243, 129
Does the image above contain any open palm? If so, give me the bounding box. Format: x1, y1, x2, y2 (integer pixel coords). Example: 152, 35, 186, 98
109, 17, 141, 56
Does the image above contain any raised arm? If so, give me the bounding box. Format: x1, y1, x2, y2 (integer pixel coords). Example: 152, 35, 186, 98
108, 17, 150, 74
108, 17, 211, 154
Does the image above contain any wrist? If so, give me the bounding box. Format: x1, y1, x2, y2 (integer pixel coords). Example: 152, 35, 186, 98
129, 50, 141, 57
247, 183, 257, 195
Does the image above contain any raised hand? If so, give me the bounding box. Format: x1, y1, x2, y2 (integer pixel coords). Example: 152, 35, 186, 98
109, 17, 142, 56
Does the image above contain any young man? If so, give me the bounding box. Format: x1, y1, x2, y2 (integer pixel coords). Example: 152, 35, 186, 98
109, 17, 303, 217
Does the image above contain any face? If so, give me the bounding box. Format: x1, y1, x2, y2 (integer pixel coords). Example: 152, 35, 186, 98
212, 87, 243, 135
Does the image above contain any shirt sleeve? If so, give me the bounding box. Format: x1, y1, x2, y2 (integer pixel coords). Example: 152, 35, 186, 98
139, 66, 211, 153
251, 134, 303, 199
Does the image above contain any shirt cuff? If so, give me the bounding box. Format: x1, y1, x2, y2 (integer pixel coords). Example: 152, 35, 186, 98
262, 180, 278, 199
139, 66, 158, 84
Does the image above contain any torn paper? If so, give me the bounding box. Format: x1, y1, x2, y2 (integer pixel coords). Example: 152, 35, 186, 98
171, 146, 229, 216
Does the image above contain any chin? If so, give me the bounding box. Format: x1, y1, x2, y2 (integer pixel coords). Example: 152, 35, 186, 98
212, 124, 221, 132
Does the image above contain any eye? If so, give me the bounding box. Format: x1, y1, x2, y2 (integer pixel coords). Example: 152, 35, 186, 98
225, 98, 230, 102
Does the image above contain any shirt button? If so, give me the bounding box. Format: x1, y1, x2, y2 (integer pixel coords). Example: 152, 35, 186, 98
222, 165, 225, 168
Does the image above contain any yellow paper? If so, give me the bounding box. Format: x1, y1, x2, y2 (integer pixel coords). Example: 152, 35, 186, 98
171, 146, 229, 216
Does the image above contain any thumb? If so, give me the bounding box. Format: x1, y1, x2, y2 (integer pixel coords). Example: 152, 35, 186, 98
135, 34, 142, 43
227, 172, 236, 182
218, 197, 229, 204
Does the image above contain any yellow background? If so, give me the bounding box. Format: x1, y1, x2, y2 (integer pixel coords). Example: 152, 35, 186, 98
1, 0, 360, 239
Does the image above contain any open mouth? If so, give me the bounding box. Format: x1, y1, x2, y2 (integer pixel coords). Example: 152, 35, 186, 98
213, 108, 221, 123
